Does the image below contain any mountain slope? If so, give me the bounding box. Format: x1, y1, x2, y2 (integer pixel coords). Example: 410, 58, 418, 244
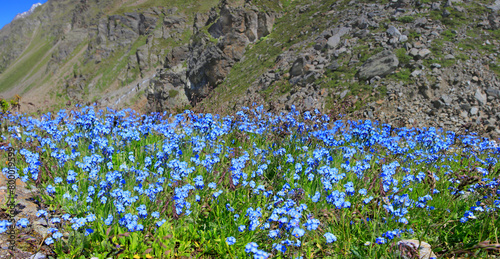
1, 0, 500, 140
0, 0, 220, 112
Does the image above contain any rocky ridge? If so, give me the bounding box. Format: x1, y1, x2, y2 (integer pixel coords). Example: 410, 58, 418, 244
146, 0, 500, 140
0, 0, 499, 141
147, 2, 279, 112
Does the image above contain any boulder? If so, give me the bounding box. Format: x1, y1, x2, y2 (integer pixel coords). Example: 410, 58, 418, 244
386, 26, 401, 38
290, 57, 306, 77
475, 89, 487, 106
486, 87, 500, 98
327, 35, 341, 49
327, 60, 341, 71
397, 240, 437, 259
417, 49, 431, 59
357, 50, 399, 80
326, 27, 350, 49
257, 12, 275, 39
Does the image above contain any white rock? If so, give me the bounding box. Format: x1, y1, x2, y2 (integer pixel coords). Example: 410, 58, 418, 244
397, 240, 437, 259
417, 49, 431, 58
411, 70, 422, 77
470, 107, 479, 115
475, 89, 487, 106
387, 26, 401, 38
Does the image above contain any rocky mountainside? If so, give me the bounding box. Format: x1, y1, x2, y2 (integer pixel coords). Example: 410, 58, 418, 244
1, 0, 500, 140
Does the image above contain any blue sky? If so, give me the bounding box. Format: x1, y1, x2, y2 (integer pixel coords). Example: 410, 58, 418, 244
0, 0, 47, 30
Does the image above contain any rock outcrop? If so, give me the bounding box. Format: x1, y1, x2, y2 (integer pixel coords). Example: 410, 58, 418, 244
358, 50, 399, 80
147, 2, 278, 111
1, 0, 500, 141
185, 4, 276, 104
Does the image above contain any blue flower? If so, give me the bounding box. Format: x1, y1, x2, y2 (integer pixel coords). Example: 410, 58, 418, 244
245, 242, 259, 253
226, 236, 236, 245
156, 219, 166, 227
53, 232, 63, 239
375, 237, 387, 244
304, 218, 320, 231
291, 227, 305, 238
311, 191, 321, 203
45, 237, 54, 245
253, 249, 270, 259
137, 204, 148, 218
46, 185, 56, 195
54, 177, 63, 184
268, 229, 280, 239
36, 209, 47, 218
104, 214, 113, 226
238, 225, 246, 232
324, 233, 337, 243
0, 220, 11, 234
86, 213, 96, 222
16, 218, 29, 228
85, 228, 94, 236
213, 190, 223, 199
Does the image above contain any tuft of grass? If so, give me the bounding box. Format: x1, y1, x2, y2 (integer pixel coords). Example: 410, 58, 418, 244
395, 48, 412, 67
169, 89, 179, 98
397, 16, 415, 23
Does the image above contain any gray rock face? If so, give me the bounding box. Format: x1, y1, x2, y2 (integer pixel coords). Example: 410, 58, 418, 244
147, 66, 190, 112
358, 50, 399, 80
187, 43, 230, 101
490, 0, 500, 11
185, 4, 276, 104
88, 11, 159, 64
136, 45, 149, 73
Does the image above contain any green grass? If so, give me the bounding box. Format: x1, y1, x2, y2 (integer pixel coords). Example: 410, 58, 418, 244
490, 62, 500, 77
387, 68, 411, 82
169, 89, 179, 98
395, 48, 411, 67
0, 35, 53, 92
397, 16, 414, 23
